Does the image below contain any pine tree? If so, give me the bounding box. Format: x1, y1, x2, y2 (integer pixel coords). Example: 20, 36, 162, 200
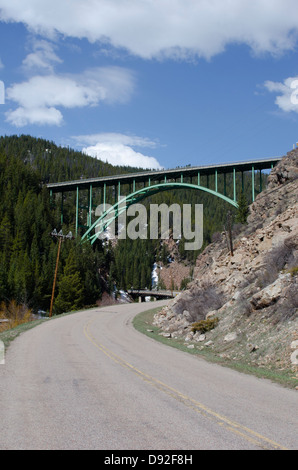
236, 191, 249, 225
54, 250, 83, 314
161, 243, 169, 265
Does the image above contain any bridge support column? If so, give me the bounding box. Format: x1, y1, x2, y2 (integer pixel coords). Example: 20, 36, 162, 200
61, 192, 64, 225
75, 186, 79, 236
88, 184, 92, 228
103, 183, 106, 211
252, 166, 255, 202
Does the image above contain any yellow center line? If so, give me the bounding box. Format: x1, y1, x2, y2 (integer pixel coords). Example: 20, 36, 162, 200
83, 319, 288, 451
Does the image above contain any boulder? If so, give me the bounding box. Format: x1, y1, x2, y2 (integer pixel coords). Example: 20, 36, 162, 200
250, 275, 288, 310
224, 332, 238, 342
290, 350, 298, 365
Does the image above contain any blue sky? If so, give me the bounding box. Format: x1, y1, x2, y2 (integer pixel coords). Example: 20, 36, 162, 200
0, 1, 298, 170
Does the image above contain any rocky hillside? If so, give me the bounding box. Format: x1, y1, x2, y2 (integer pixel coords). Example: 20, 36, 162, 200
153, 149, 298, 379
157, 236, 192, 290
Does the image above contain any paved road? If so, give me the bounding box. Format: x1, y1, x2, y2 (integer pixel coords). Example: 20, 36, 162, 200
0, 301, 297, 450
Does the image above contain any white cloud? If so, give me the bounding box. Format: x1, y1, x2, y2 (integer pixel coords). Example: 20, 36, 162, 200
74, 132, 159, 149
5, 66, 136, 126
6, 106, 63, 127
264, 76, 298, 113
1, 0, 298, 59
22, 39, 62, 73
83, 142, 163, 170
79, 133, 163, 169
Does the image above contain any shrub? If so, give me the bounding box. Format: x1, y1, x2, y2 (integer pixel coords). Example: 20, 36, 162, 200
172, 283, 223, 323
180, 277, 192, 290
191, 317, 219, 334
0, 300, 33, 331
287, 265, 298, 277
266, 243, 294, 273
256, 243, 296, 289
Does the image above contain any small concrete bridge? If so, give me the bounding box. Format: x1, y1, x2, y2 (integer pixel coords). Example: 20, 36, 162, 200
127, 289, 180, 302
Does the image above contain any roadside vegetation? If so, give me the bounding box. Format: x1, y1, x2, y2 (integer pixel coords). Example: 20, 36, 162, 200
0, 300, 34, 332
0, 301, 48, 349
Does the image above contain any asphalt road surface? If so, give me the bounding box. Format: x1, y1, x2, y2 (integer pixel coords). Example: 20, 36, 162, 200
0, 300, 297, 450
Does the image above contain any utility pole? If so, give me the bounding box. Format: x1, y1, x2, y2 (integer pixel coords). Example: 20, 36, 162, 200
49, 229, 74, 318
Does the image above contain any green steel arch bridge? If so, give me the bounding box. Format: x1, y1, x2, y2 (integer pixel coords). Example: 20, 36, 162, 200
47, 156, 281, 244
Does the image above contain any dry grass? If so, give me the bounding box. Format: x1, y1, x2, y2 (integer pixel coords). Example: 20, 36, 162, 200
0, 300, 34, 332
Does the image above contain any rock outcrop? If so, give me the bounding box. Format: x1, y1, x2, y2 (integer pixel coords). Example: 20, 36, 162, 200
153, 149, 298, 373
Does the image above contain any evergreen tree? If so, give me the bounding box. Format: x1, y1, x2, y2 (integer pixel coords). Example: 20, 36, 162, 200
236, 191, 249, 224
54, 250, 84, 314
161, 243, 169, 265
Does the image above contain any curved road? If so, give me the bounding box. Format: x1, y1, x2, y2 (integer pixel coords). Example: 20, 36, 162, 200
0, 301, 297, 450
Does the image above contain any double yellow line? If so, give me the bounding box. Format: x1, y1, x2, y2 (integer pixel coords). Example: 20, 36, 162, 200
84, 319, 288, 451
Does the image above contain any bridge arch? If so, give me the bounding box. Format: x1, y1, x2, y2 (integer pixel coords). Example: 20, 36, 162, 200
81, 182, 238, 245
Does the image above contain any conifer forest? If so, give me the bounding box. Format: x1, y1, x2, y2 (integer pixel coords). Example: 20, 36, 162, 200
0, 135, 254, 315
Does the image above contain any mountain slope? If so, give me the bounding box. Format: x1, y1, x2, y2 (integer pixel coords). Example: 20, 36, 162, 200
153, 149, 298, 382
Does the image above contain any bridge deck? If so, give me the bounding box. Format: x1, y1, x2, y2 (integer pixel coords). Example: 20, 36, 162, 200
47, 156, 281, 193
127, 289, 179, 299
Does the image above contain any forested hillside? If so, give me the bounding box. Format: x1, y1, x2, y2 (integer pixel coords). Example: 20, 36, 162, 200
0, 149, 116, 314
0, 134, 142, 314
0, 134, 145, 182
0, 135, 259, 314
